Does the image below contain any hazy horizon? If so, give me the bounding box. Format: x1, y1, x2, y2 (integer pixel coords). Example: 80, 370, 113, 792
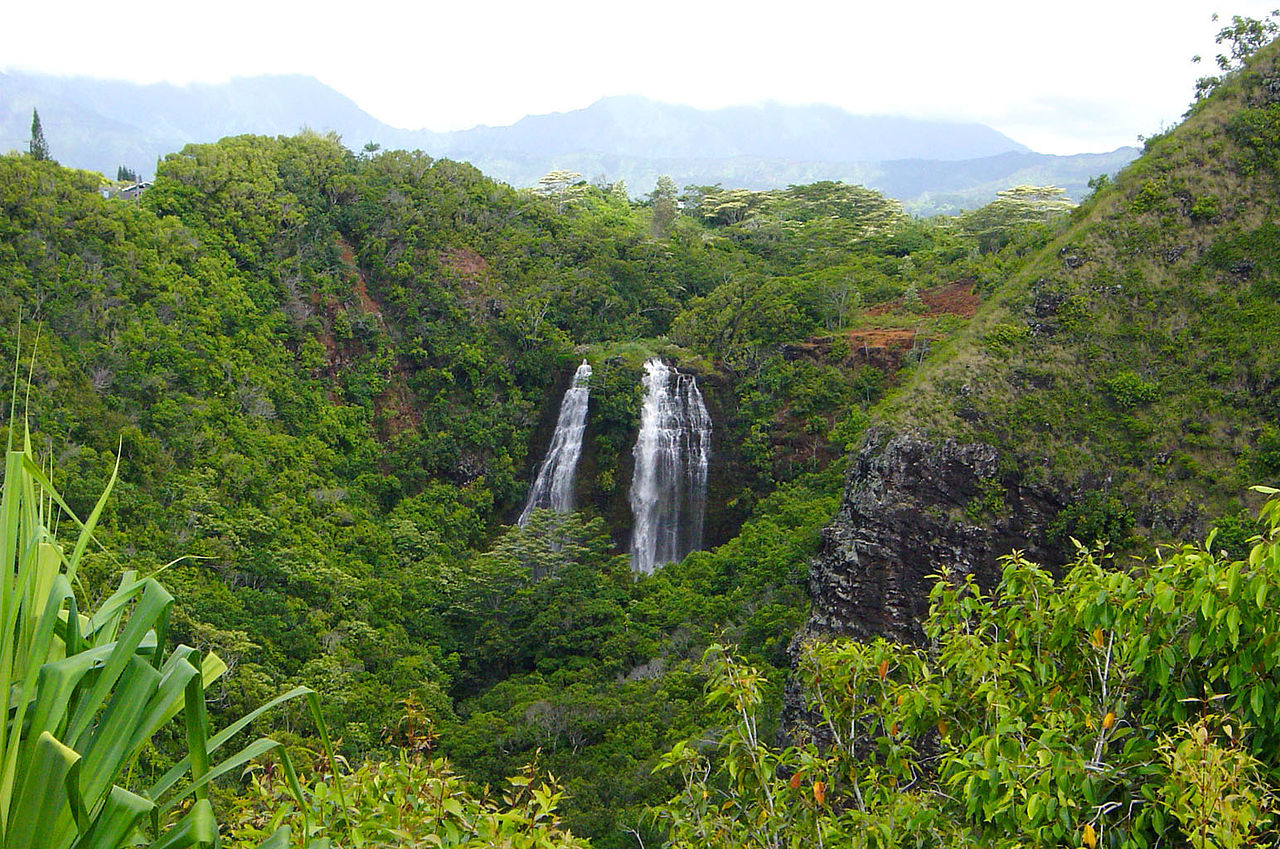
5, 0, 1278, 155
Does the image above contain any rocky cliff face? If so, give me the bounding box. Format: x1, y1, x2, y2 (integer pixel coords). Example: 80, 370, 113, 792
798, 428, 1065, 646
782, 427, 1065, 744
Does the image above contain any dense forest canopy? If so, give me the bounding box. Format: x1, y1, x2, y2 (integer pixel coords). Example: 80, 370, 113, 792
1, 130, 1006, 842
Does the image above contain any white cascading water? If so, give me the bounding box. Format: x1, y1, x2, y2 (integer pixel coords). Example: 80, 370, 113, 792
518, 361, 593, 526
629, 358, 712, 573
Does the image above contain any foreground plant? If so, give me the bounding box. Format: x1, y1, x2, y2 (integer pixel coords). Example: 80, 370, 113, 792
0, 426, 311, 849
651, 489, 1280, 848
227, 704, 589, 849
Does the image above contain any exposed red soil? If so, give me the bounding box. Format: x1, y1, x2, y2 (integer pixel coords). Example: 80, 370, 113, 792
782, 280, 978, 375
867, 279, 979, 318
337, 237, 384, 320
440, 247, 490, 279
845, 327, 919, 350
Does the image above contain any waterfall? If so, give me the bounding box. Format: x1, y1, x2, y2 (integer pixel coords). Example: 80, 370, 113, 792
518, 361, 593, 526
629, 358, 712, 573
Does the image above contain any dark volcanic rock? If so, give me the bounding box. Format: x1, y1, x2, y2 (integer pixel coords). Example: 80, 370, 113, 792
798, 428, 1063, 647
781, 428, 1065, 746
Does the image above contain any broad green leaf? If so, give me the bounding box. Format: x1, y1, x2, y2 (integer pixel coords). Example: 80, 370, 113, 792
6, 731, 79, 849
145, 798, 217, 849
68, 786, 153, 849
148, 685, 312, 800
256, 827, 292, 849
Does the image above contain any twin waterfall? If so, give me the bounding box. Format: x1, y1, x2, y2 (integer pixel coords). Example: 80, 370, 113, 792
628, 359, 712, 573
518, 361, 593, 526
518, 357, 712, 573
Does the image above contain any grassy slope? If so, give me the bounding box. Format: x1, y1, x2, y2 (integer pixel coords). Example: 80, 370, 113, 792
878, 42, 1280, 535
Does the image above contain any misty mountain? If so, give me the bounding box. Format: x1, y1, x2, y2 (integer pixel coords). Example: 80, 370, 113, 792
0, 71, 394, 173
0, 71, 1136, 209
425, 95, 1030, 162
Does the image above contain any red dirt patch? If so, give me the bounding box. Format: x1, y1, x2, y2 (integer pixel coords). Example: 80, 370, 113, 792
845, 327, 918, 350
309, 240, 421, 442
353, 275, 382, 319
868, 279, 979, 318
335, 236, 384, 320
440, 247, 490, 279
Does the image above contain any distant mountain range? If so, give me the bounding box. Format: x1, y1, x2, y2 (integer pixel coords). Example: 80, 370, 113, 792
0, 71, 1138, 213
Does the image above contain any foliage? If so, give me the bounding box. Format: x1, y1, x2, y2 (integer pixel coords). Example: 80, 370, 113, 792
652, 491, 1280, 847
1158, 716, 1271, 849
648, 176, 678, 237
1194, 11, 1280, 99
1048, 491, 1137, 554
959, 185, 1075, 253
229, 744, 589, 849
0, 138, 927, 844
1102, 370, 1160, 409
0, 425, 312, 848
28, 109, 51, 162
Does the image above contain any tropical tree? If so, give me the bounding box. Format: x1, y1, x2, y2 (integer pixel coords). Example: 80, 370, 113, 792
648, 175, 678, 236
959, 185, 1074, 253
28, 109, 51, 162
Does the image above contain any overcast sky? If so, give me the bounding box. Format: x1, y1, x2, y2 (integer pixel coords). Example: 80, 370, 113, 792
4, 0, 1279, 153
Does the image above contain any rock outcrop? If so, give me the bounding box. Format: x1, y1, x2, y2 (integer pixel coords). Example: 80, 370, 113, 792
782, 428, 1064, 745
798, 428, 1064, 646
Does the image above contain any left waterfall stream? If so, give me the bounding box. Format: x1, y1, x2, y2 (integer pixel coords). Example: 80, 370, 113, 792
518, 360, 594, 525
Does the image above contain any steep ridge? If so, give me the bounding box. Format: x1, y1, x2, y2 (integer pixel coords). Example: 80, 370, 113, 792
802, 40, 1280, 646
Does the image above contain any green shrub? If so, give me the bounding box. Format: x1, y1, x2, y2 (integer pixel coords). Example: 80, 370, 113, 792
1210, 509, 1261, 560
1048, 490, 1137, 553
1131, 178, 1169, 213
1189, 194, 1221, 221
1104, 370, 1160, 408
983, 322, 1030, 353
964, 477, 1007, 522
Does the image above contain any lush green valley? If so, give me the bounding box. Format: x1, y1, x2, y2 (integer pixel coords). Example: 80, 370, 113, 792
6, 18, 1280, 849
1, 127, 980, 843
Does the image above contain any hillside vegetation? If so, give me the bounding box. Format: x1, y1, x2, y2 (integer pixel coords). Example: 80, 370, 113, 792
5, 19, 1280, 849
883, 38, 1280, 543
0, 123, 1016, 841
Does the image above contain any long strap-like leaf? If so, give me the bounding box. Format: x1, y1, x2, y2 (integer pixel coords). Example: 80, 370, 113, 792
147, 685, 313, 801
20, 451, 119, 586
0, 449, 28, 836
144, 798, 217, 849
1, 572, 75, 820
159, 737, 282, 814
77, 656, 162, 808
68, 786, 154, 849
5, 731, 79, 849
66, 579, 174, 747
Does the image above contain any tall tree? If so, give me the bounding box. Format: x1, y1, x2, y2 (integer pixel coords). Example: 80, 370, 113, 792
28, 109, 51, 162
648, 174, 678, 236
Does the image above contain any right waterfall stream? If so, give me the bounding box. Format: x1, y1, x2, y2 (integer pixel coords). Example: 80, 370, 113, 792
629, 358, 712, 573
